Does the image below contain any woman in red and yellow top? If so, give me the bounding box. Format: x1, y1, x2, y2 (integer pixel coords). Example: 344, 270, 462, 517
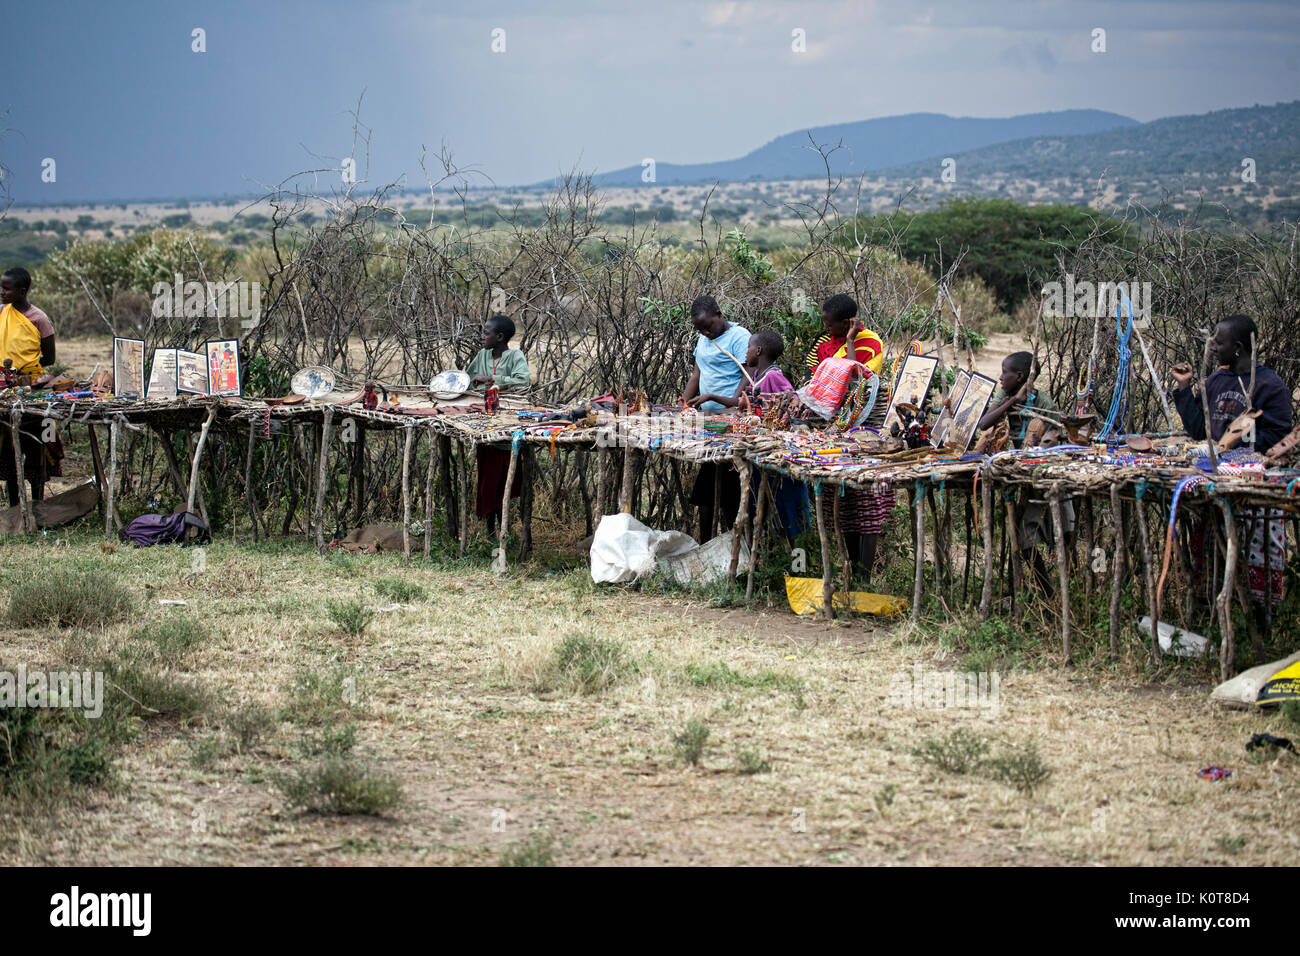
805, 294, 893, 587
804, 295, 884, 377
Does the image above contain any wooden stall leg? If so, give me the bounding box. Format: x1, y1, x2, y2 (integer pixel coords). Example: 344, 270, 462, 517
1006, 494, 1024, 615
1217, 498, 1239, 682
746, 469, 769, 602
620, 447, 638, 516
1134, 495, 1161, 664
314, 407, 334, 554
1108, 484, 1124, 658
87, 423, 109, 523
105, 418, 119, 540
497, 439, 521, 573
595, 445, 608, 519
9, 408, 33, 535
727, 455, 751, 582
245, 418, 259, 542
424, 428, 436, 560
401, 423, 414, 566
458, 442, 472, 558
187, 406, 217, 520
962, 490, 973, 606
814, 483, 835, 621
978, 476, 995, 621
438, 434, 455, 540
1049, 488, 1071, 664
911, 484, 925, 623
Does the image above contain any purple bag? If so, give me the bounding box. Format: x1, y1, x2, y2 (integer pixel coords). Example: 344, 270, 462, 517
118, 511, 211, 547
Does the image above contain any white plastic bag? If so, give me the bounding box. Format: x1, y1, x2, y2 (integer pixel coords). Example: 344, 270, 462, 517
589, 514, 697, 584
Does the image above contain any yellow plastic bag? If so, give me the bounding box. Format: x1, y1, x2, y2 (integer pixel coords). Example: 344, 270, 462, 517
784, 576, 909, 617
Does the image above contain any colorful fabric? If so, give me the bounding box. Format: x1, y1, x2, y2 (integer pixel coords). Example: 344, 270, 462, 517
747, 365, 794, 410
1246, 508, 1286, 604
466, 348, 530, 388
476, 445, 523, 518
818, 486, 893, 535
798, 356, 864, 419
0, 303, 44, 376
694, 323, 751, 411
806, 329, 885, 375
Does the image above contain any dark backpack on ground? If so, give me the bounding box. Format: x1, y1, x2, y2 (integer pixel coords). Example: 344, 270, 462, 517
119, 511, 211, 547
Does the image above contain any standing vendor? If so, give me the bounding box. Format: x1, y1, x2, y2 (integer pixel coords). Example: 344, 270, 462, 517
0, 267, 56, 508
682, 295, 750, 541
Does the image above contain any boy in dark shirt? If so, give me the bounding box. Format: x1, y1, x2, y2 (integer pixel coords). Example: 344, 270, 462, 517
1171, 314, 1293, 452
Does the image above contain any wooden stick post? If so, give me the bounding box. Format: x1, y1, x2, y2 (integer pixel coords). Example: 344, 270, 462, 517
9, 408, 33, 534
746, 469, 769, 601
313, 406, 334, 553
497, 436, 521, 574
814, 483, 835, 621
106, 417, 119, 540
1217, 498, 1239, 681
1049, 487, 1071, 663
401, 422, 414, 566
727, 455, 751, 581
1108, 484, 1124, 658
911, 483, 925, 623
1133, 494, 1161, 663
619, 447, 637, 515
187, 405, 217, 517
978, 475, 995, 621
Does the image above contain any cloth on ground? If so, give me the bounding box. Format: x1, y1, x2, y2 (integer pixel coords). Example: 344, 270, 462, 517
476, 444, 523, 518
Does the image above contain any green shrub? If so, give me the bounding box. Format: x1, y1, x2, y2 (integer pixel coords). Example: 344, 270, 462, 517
372, 577, 426, 603
912, 729, 989, 775
986, 741, 1053, 796
554, 635, 626, 695
1280, 699, 1300, 730
736, 749, 771, 774
0, 707, 114, 807
295, 723, 358, 758
188, 732, 233, 769
9, 570, 134, 629
281, 668, 356, 726
225, 701, 276, 754
325, 599, 374, 636
105, 658, 213, 720
674, 719, 710, 766
129, 616, 208, 663
273, 755, 404, 815
499, 831, 555, 867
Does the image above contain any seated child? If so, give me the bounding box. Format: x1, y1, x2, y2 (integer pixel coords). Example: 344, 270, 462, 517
468, 315, 530, 530
978, 351, 1071, 594
688, 329, 793, 412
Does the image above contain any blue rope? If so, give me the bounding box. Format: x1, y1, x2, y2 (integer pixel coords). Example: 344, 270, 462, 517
1098, 294, 1134, 443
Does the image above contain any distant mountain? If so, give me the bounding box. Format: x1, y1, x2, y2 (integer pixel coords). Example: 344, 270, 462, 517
569, 110, 1139, 187
875, 101, 1300, 188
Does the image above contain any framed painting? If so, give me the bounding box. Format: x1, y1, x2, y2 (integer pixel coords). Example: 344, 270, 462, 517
112, 337, 145, 400
145, 348, 178, 401
881, 353, 940, 435
205, 339, 241, 397
176, 349, 208, 395
945, 372, 998, 454
930, 368, 971, 448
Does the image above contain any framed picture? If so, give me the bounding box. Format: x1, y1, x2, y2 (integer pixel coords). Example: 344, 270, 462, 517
205, 339, 241, 397
930, 368, 971, 448
113, 337, 145, 400
881, 353, 940, 435
176, 349, 208, 395
145, 348, 178, 401
944, 372, 998, 454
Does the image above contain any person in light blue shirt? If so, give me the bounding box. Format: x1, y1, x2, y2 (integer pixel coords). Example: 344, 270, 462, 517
682, 295, 751, 413
681, 295, 750, 540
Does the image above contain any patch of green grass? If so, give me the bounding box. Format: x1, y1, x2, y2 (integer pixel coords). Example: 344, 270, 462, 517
1214, 834, 1247, 854
224, 701, 276, 754
127, 616, 208, 664
325, 598, 374, 636
685, 661, 802, 693
986, 740, 1053, 796
273, 755, 404, 816
281, 668, 357, 726
188, 732, 234, 769
105, 658, 214, 720
912, 728, 990, 775
295, 723, 358, 758
736, 749, 771, 774
371, 576, 427, 603
673, 719, 710, 766
499, 831, 555, 867
0, 707, 115, 809
553, 634, 627, 695
1279, 699, 1300, 730
873, 784, 898, 814
8, 569, 135, 629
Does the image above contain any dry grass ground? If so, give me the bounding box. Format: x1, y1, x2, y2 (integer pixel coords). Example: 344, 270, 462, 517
1, 532, 1297, 867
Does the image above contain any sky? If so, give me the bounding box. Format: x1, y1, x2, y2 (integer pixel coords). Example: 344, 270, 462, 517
5, 0, 1300, 203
